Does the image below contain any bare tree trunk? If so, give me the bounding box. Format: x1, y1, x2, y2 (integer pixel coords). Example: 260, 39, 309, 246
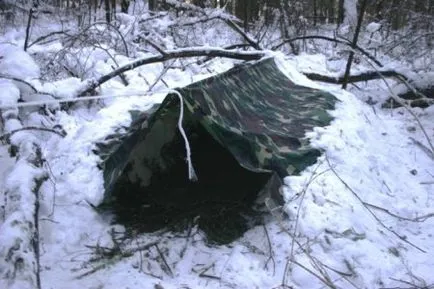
342, 0, 368, 89
104, 0, 111, 22
149, 0, 157, 11
121, 0, 130, 13
24, 1, 39, 51
338, 0, 344, 24
192, 0, 206, 8
111, 0, 116, 20
313, 0, 317, 26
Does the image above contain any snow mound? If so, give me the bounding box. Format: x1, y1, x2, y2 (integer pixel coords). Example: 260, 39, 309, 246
0, 44, 40, 79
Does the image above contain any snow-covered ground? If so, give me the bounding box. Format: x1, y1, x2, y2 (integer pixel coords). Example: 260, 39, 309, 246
1, 18, 433, 289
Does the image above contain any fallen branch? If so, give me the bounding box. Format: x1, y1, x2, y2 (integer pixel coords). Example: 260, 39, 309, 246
304, 70, 407, 84
0, 74, 57, 98
31, 147, 48, 289
79, 47, 266, 95
0, 128, 48, 289
363, 61, 434, 156
0, 127, 67, 144
27, 30, 70, 49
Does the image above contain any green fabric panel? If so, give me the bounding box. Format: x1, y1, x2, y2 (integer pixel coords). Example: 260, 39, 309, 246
175, 57, 337, 176
96, 57, 338, 198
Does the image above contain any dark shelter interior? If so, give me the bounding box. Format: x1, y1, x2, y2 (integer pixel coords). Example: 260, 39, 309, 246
105, 122, 273, 244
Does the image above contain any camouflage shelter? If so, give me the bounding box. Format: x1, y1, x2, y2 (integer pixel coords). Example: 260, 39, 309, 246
96, 57, 337, 243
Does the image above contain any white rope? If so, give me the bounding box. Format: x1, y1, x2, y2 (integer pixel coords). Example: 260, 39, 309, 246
168, 89, 198, 182
0, 91, 151, 110
0, 88, 198, 182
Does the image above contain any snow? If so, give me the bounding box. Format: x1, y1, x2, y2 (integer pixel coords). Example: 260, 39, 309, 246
366, 22, 381, 33
0, 11, 433, 289
0, 79, 20, 106
0, 43, 40, 79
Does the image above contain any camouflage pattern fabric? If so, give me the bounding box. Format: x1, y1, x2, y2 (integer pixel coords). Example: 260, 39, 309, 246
96, 57, 337, 200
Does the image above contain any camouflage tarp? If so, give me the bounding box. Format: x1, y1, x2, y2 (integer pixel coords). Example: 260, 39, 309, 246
96, 57, 337, 202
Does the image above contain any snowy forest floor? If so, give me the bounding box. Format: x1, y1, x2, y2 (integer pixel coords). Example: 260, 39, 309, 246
1, 4, 433, 289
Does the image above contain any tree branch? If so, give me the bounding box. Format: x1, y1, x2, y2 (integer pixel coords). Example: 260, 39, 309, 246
272, 35, 383, 67
27, 30, 70, 49
79, 48, 266, 95
0, 127, 66, 144
0, 74, 57, 98
304, 70, 407, 84
342, 0, 369, 89
222, 18, 261, 50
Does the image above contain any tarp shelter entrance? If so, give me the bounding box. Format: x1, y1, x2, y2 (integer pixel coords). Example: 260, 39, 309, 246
96, 57, 337, 244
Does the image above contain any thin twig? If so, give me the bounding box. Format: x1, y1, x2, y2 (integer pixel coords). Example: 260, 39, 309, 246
364, 60, 434, 157
290, 165, 330, 259
386, 277, 434, 289
27, 30, 70, 49
364, 202, 434, 223
325, 155, 426, 253
198, 263, 221, 280
147, 63, 172, 93
222, 18, 261, 50
292, 260, 337, 289
144, 37, 167, 55
263, 224, 275, 275
154, 244, 173, 277
281, 164, 329, 286
409, 137, 434, 160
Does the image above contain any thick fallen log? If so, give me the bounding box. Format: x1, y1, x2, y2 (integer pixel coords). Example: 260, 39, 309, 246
304, 70, 407, 84
0, 146, 46, 289
0, 85, 47, 289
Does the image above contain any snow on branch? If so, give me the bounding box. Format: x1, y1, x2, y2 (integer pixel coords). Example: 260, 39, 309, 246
0, 104, 47, 289
304, 70, 408, 84
79, 47, 266, 96
163, 0, 260, 49
0, 127, 66, 144
0, 74, 57, 99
